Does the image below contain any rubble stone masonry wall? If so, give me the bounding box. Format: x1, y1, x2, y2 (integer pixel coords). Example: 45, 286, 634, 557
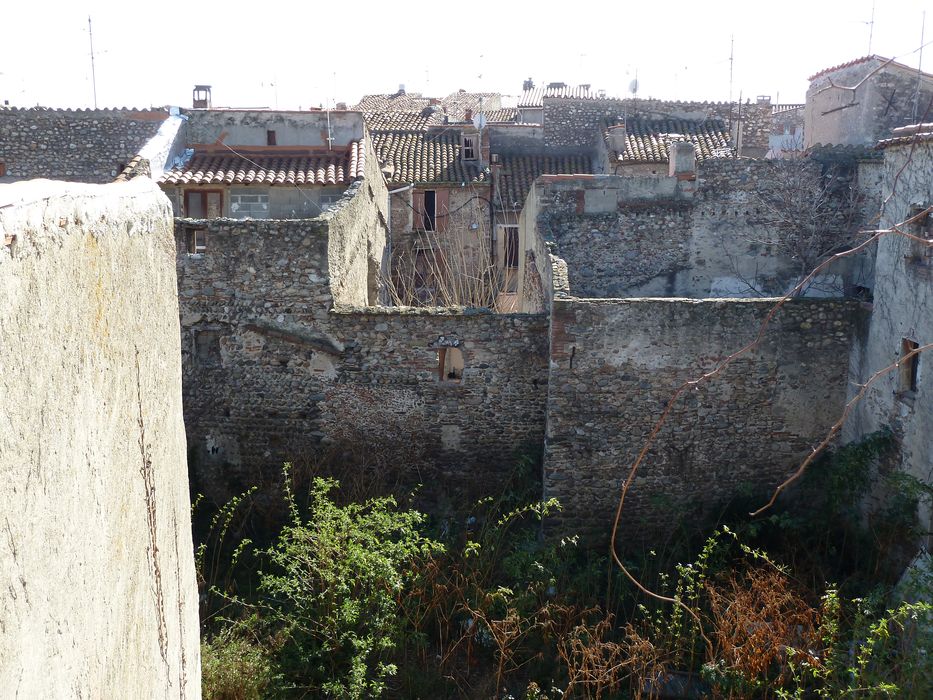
0, 179, 199, 697
0, 107, 168, 182
544, 297, 862, 543
532, 160, 871, 299
176, 213, 548, 506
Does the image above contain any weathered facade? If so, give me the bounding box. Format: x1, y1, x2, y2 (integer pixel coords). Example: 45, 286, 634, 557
805, 56, 933, 148
845, 124, 933, 546
0, 179, 200, 697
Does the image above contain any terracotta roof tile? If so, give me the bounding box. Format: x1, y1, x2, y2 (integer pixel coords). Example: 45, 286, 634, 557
363, 110, 442, 131
497, 154, 592, 209
485, 108, 518, 123
518, 84, 611, 108
159, 142, 364, 186
371, 129, 487, 185
609, 118, 734, 164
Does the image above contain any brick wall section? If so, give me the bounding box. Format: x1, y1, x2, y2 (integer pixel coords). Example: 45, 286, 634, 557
0, 107, 167, 183
543, 297, 863, 543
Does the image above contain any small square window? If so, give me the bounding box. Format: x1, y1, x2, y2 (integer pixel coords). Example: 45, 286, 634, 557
267, 130, 277, 146
185, 227, 207, 254
437, 347, 464, 383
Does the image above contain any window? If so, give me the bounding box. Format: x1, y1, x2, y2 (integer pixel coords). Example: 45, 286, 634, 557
184, 190, 223, 218
422, 190, 437, 231
462, 134, 477, 161
185, 227, 207, 254
229, 190, 270, 219
266, 130, 277, 146
437, 347, 464, 383
413, 189, 448, 232
195, 329, 222, 366
0, 160, 6, 177
900, 338, 921, 393
503, 226, 520, 268
906, 205, 932, 268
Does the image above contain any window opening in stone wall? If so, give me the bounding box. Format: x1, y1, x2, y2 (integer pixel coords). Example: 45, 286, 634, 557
230, 190, 270, 219
0, 160, 6, 177
195, 329, 222, 366
184, 190, 222, 218
437, 347, 464, 383
504, 226, 520, 268
185, 227, 207, 255
907, 205, 932, 268
900, 338, 920, 393
462, 134, 477, 160
422, 190, 437, 231
267, 130, 277, 146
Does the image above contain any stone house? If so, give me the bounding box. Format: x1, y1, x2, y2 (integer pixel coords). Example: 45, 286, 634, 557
845, 123, 933, 547
805, 55, 933, 148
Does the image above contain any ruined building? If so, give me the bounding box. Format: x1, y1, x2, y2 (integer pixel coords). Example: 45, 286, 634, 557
2, 61, 930, 556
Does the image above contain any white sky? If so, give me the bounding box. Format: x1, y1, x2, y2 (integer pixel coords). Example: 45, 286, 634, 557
1, 0, 930, 110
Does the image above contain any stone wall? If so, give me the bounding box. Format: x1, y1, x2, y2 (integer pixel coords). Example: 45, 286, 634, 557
542, 97, 771, 157
176, 193, 548, 506
0, 107, 168, 183
845, 134, 933, 545
544, 297, 862, 542
525, 160, 871, 300
0, 179, 199, 697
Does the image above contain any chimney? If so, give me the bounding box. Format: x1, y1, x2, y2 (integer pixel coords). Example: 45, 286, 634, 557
668, 141, 696, 180
192, 85, 212, 109
547, 81, 567, 90
607, 122, 627, 153
756, 95, 771, 105
523, 78, 534, 91
464, 108, 473, 123
336, 101, 348, 111
397, 84, 406, 95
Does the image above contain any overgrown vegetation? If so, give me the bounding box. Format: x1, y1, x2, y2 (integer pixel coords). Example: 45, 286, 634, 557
198, 434, 932, 699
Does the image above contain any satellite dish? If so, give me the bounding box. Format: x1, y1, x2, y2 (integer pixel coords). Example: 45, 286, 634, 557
472, 113, 487, 130
628, 79, 639, 95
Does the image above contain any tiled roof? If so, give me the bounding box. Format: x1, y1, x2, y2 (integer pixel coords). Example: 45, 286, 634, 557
807, 55, 933, 82
518, 84, 609, 108
876, 123, 933, 149
363, 111, 441, 131
485, 108, 518, 123
496, 154, 592, 209
354, 92, 434, 112
354, 91, 502, 122
370, 130, 487, 184
610, 118, 734, 164
159, 142, 365, 186
772, 104, 804, 114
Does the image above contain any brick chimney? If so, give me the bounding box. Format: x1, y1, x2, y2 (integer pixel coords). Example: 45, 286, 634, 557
464, 108, 473, 123
192, 85, 212, 109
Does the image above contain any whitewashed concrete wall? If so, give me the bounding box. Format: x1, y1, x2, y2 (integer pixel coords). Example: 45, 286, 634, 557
0, 179, 200, 698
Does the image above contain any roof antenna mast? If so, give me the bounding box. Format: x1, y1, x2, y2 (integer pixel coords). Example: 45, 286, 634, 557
729, 35, 734, 104
88, 16, 98, 109
868, 0, 876, 54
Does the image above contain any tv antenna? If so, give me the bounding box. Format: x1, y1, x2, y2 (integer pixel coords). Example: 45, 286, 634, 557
729, 35, 734, 104
88, 16, 98, 108
868, 0, 876, 54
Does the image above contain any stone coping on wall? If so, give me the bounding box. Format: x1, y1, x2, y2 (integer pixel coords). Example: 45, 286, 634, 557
331, 304, 546, 319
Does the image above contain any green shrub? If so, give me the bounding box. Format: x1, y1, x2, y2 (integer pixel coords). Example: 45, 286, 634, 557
201, 626, 273, 700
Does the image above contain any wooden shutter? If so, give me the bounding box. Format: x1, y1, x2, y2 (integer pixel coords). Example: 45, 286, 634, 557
435, 188, 450, 232
412, 190, 425, 231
